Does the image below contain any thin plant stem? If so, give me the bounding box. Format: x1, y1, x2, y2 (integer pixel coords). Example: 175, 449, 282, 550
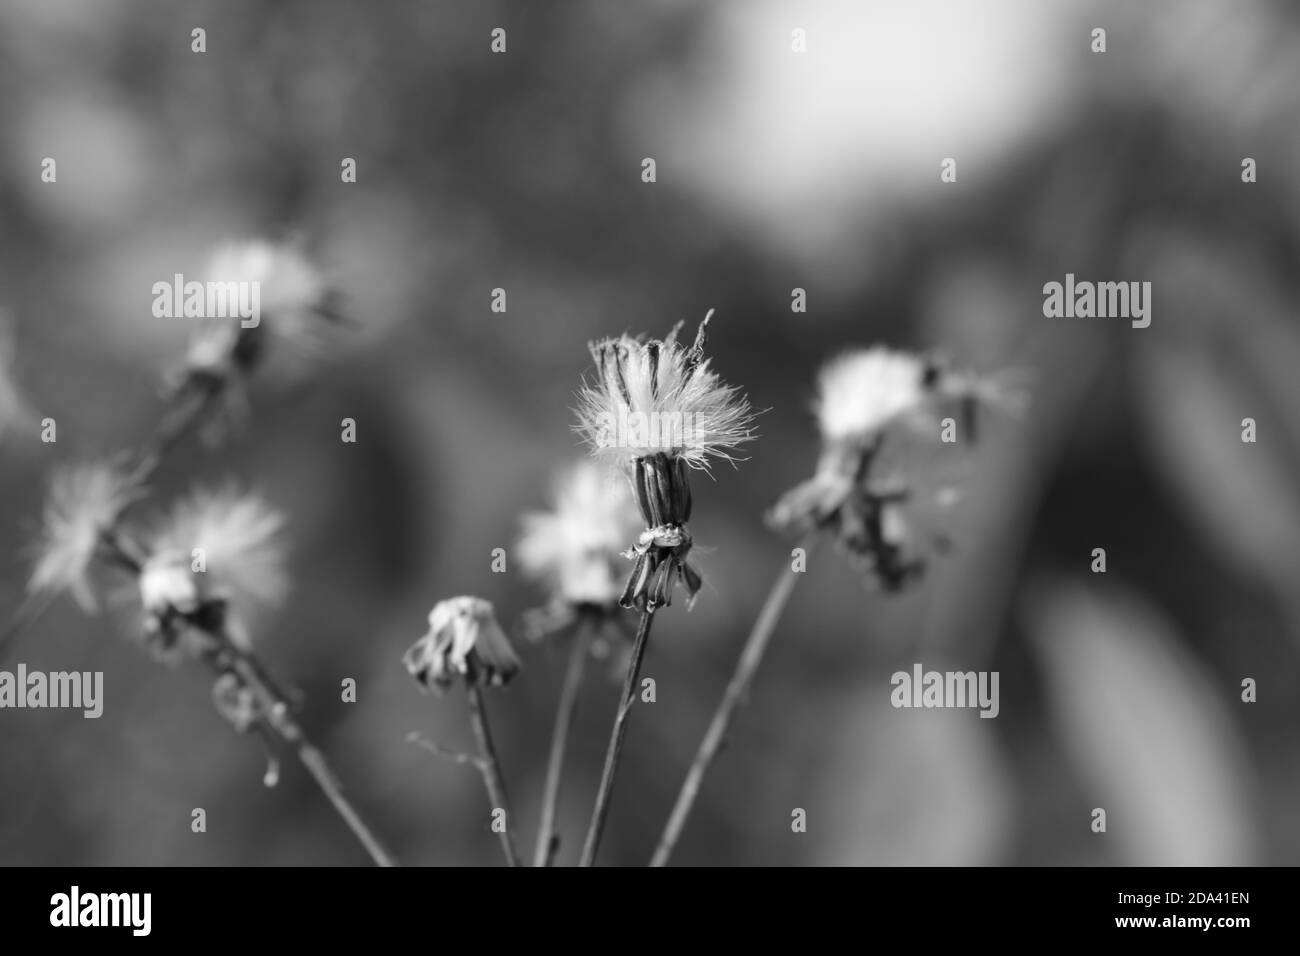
579, 607, 655, 867
212, 639, 398, 868
466, 684, 522, 867
533, 620, 593, 866
295, 740, 397, 868
408, 731, 523, 860
650, 548, 808, 867
126, 376, 224, 487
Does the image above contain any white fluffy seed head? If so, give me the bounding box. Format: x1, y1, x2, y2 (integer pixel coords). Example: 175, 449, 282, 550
138, 550, 204, 619
516, 460, 642, 607
814, 348, 932, 444
814, 347, 1030, 446
574, 318, 756, 472
148, 484, 289, 642
181, 239, 335, 379
29, 462, 140, 613
205, 239, 328, 326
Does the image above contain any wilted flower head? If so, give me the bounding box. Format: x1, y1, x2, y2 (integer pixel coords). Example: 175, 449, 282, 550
175, 239, 339, 395
769, 449, 936, 590
575, 312, 755, 473
404, 597, 521, 692
771, 347, 1025, 590
143, 485, 288, 651
29, 462, 140, 612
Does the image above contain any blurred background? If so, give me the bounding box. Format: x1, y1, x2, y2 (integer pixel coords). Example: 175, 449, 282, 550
2, 0, 1299, 866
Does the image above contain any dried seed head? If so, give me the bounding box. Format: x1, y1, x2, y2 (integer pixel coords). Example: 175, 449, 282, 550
768, 457, 929, 592
404, 596, 521, 692
207, 240, 328, 327
174, 239, 340, 391
146, 485, 288, 649
139, 550, 204, 620
814, 348, 936, 445
573, 315, 753, 612
815, 346, 1028, 446
773, 348, 1024, 591
575, 313, 756, 472
517, 460, 643, 610
136, 550, 227, 658
28, 462, 141, 613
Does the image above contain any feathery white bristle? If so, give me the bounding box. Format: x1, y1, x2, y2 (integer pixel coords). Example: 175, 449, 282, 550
183, 240, 334, 376
814, 348, 930, 444
150, 485, 289, 633
205, 240, 327, 325
574, 323, 755, 471
29, 462, 140, 613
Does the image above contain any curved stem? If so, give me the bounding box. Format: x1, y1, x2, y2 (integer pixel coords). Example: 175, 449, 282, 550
466, 684, 522, 867
579, 608, 655, 867
127, 376, 224, 487
534, 621, 593, 866
650, 552, 805, 867
213, 642, 398, 868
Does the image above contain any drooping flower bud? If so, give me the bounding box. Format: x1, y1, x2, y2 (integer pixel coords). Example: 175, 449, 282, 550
404, 597, 522, 692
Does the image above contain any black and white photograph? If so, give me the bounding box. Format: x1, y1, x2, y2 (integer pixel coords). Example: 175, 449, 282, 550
0, 0, 1292, 933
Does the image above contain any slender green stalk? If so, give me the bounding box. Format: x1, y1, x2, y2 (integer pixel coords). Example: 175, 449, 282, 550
534, 621, 593, 866
466, 684, 522, 867
579, 608, 655, 867
650, 552, 805, 867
